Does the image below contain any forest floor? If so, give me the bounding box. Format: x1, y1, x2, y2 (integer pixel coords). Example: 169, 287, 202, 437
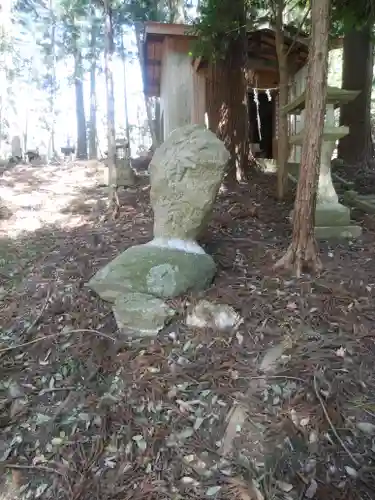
1, 160, 375, 500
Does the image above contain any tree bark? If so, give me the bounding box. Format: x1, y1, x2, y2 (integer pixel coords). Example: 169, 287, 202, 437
275, 0, 330, 276
167, 0, 185, 22
154, 99, 161, 144
120, 30, 131, 155
274, 0, 290, 200
206, 1, 249, 182
23, 110, 28, 153
89, 22, 98, 160
74, 46, 88, 160
0, 98, 2, 153
134, 22, 159, 150
337, 24, 374, 165
103, 2, 118, 212
48, 0, 57, 160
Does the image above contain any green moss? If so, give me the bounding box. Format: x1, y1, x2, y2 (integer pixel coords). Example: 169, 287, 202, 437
87, 244, 216, 303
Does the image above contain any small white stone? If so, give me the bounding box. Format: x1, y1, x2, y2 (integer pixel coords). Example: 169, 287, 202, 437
305, 479, 318, 498
356, 422, 375, 434
276, 480, 293, 492
344, 466, 357, 478
259, 344, 284, 373
186, 300, 242, 331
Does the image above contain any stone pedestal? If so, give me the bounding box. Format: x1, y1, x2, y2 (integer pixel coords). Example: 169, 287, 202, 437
285, 87, 362, 240
87, 125, 230, 337
313, 106, 361, 239
11, 136, 22, 160
102, 158, 136, 187
116, 158, 136, 187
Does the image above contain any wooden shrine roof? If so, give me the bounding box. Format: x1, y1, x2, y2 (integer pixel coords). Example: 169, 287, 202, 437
143, 22, 194, 97
247, 25, 309, 73
142, 21, 310, 97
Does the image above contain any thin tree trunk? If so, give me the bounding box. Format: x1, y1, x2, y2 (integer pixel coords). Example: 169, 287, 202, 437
274, 0, 290, 200
275, 0, 330, 276
103, 1, 118, 212
74, 44, 88, 160
89, 22, 98, 159
134, 22, 158, 149
49, 0, 57, 160
338, 24, 374, 164
23, 111, 28, 153
154, 99, 161, 144
0, 98, 2, 153
167, 0, 185, 22
120, 30, 131, 155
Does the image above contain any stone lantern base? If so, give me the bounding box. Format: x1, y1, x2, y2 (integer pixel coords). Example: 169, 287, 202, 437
314, 202, 362, 239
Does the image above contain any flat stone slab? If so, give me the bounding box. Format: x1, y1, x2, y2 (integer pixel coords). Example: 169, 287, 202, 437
113, 292, 176, 337
344, 191, 375, 214
357, 195, 375, 201
282, 86, 360, 115
314, 225, 362, 239
289, 126, 349, 145
315, 202, 350, 227
86, 243, 216, 303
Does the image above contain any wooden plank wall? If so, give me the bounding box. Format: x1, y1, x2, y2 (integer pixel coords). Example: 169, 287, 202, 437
159, 36, 206, 139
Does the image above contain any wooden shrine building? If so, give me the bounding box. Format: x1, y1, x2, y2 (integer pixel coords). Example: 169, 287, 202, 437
142, 21, 309, 159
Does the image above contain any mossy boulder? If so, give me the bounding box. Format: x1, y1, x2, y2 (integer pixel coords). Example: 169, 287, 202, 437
86, 243, 216, 303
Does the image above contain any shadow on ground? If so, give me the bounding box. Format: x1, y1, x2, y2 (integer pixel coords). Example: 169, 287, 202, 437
1, 162, 375, 499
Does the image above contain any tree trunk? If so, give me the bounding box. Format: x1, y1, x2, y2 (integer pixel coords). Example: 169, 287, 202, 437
274, 0, 290, 200
120, 31, 131, 155
89, 22, 98, 160
275, 0, 330, 276
48, 0, 57, 160
103, 2, 118, 212
338, 24, 374, 165
209, 54, 249, 182
74, 46, 88, 160
23, 109, 28, 153
134, 22, 158, 150
0, 98, 2, 153
167, 0, 185, 22
154, 99, 161, 144
206, 2, 249, 182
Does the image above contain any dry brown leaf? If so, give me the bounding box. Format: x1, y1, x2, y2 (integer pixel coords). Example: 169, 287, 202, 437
11, 469, 23, 488
227, 477, 264, 500
219, 404, 248, 457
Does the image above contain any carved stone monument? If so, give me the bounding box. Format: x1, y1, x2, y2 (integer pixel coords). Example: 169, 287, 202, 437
11, 136, 22, 162
87, 125, 229, 336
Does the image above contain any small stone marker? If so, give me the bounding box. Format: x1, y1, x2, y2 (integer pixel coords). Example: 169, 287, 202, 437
11, 136, 22, 161
87, 125, 229, 336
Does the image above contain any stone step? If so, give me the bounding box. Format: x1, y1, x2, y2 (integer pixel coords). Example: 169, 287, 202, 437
357, 194, 375, 202
343, 191, 375, 214
315, 225, 362, 239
